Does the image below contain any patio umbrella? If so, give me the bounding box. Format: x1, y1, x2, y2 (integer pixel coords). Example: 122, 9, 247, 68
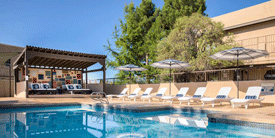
210, 47, 269, 98
115, 64, 147, 94
150, 59, 191, 95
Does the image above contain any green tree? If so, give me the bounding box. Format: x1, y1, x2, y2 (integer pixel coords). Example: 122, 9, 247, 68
159, 0, 206, 35
157, 13, 238, 71
105, 0, 207, 84
104, 0, 160, 83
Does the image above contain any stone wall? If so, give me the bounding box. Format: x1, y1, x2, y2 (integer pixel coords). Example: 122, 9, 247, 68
0, 80, 14, 97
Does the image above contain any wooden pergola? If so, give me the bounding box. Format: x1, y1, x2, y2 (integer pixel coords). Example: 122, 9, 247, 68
13, 45, 107, 98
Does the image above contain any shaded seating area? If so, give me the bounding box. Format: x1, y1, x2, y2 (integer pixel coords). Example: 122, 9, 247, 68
13, 46, 107, 98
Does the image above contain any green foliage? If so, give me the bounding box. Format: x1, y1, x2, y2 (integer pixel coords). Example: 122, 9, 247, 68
104, 0, 207, 83
104, 0, 160, 83
158, 0, 206, 35
157, 13, 238, 71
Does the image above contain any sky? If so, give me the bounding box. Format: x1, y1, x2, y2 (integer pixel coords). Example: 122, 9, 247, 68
0, 0, 270, 81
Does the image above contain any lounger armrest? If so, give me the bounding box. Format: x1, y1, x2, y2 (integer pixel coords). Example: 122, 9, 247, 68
259, 97, 265, 101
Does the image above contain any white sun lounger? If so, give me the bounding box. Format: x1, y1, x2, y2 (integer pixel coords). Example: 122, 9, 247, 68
128, 88, 153, 101
141, 87, 166, 102
29, 83, 57, 95
73, 84, 92, 94
230, 86, 264, 109
73, 84, 90, 91
139, 88, 154, 102
201, 87, 233, 107
127, 88, 141, 101
29, 83, 43, 90
178, 87, 207, 105
106, 88, 128, 101
161, 87, 189, 104
152, 87, 168, 100
41, 83, 56, 90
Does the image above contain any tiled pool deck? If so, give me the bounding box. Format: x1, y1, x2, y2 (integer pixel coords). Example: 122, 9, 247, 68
1, 97, 275, 130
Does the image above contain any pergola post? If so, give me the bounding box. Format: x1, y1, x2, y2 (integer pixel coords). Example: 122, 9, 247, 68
14, 68, 17, 96
81, 70, 84, 88
85, 68, 88, 89
103, 63, 106, 93
25, 51, 29, 98
51, 68, 53, 88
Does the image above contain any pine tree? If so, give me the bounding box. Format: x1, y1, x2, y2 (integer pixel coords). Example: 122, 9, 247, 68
159, 0, 206, 35
104, 0, 159, 84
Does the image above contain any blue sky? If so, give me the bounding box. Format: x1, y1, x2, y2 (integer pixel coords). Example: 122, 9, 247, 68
0, 0, 270, 81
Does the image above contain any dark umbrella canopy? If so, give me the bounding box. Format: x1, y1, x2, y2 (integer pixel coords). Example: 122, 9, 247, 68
210, 47, 269, 98
115, 64, 147, 94
151, 59, 191, 95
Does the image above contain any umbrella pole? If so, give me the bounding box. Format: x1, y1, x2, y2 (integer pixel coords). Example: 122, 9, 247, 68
237, 54, 239, 99
170, 64, 172, 95
130, 71, 131, 95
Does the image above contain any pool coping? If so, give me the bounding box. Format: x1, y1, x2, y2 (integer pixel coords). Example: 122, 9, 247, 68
0, 102, 81, 110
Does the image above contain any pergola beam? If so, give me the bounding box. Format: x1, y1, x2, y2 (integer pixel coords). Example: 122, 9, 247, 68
51, 59, 68, 67
83, 67, 104, 73
28, 51, 105, 65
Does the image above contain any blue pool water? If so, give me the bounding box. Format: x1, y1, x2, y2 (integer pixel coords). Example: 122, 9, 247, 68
0, 105, 275, 138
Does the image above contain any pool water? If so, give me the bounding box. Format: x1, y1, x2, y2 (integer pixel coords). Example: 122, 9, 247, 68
0, 105, 274, 138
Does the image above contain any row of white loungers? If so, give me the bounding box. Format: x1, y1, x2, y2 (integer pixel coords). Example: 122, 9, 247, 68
107, 86, 264, 109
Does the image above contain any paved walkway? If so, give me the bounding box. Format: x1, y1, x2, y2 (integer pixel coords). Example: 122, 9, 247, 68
1, 97, 275, 125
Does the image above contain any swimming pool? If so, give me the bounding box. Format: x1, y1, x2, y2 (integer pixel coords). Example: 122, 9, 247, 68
0, 105, 274, 138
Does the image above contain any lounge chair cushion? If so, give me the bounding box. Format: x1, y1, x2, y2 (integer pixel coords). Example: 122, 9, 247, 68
142, 94, 148, 96
75, 85, 82, 89
130, 93, 137, 95
216, 95, 226, 99
245, 95, 257, 99
32, 84, 40, 90
156, 94, 163, 97
43, 85, 50, 89
68, 85, 74, 89
193, 95, 201, 98
176, 94, 184, 97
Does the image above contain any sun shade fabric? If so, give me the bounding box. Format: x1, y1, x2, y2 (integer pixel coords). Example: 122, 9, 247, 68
210, 47, 269, 61
150, 59, 191, 69
115, 64, 147, 71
